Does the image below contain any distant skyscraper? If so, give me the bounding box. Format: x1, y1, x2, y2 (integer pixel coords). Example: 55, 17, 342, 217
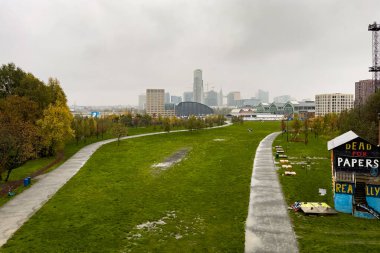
205, 90, 218, 107
171, 95, 182, 105
257, 89, 269, 103
227, 92, 241, 107
218, 89, 223, 106
146, 89, 165, 117
138, 94, 146, 110
355, 79, 375, 107
165, 92, 170, 104
193, 69, 204, 103
183, 91, 193, 102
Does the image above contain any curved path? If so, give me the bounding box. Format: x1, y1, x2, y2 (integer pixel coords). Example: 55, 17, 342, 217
245, 132, 298, 253
0, 125, 229, 247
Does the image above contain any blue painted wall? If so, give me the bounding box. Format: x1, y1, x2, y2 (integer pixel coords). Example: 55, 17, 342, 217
354, 210, 375, 219
366, 197, 380, 213
334, 193, 352, 213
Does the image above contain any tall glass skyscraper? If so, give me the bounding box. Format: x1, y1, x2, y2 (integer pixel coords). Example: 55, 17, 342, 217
193, 69, 204, 103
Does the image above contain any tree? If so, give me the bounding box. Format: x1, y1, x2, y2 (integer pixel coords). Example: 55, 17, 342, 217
231, 116, 244, 124
163, 117, 172, 132
111, 123, 128, 146
73, 116, 84, 145
291, 115, 302, 140
120, 114, 133, 127
82, 118, 91, 143
186, 115, 197, 131
0, 121, 37, 181
0, 63, 26, 98
89, 117, 97, 137
47, 77, 67, 105
96, 116, 109, 139
141, 114, 152, 127
16, 73, 51, 111
37, 102, 74, 155
0, 96, 39, 181
0, 95, 39, 123
311, 117, 323, 138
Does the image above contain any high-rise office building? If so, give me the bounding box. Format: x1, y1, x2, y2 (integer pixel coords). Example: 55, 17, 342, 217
355, 79, 375, 107
205, 90, 218, 107
146, 89, 165, 117
183, 91, 193, 102
218, 89, 223, 106
193, 69, 204, 103
171, 95, 182, 105
257, 89, 269, 103
315, 93, 354, 116
138, 94, 146, 110
165, 92, 171, 104
227, 92, 241, 107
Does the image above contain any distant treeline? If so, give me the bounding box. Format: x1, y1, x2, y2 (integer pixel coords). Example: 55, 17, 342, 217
72, 113, 226, 145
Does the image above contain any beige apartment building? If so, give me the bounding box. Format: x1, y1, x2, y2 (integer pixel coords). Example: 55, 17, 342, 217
146, 89, 165, 117
315, 93, 354, 116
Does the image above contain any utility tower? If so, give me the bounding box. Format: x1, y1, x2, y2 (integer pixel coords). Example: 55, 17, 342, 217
369, 22, 380, 91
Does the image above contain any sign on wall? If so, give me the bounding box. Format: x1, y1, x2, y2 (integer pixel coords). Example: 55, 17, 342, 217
335, 182, 355, 194
333, 138, 380, 174
367, 185, 380, 198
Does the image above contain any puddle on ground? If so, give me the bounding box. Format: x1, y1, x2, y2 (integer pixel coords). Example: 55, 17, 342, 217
152, 148, 191, 171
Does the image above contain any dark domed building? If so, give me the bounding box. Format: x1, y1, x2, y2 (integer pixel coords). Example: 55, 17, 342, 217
175, 102, 214, 117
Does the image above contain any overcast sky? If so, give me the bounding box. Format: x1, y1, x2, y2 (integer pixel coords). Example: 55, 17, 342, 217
1, 0, 379, 106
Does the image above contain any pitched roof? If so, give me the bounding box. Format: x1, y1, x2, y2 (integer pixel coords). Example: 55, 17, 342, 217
327, 131, 358, 150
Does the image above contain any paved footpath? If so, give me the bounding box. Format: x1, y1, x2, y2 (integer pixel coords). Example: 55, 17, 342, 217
245, 132, 298, 253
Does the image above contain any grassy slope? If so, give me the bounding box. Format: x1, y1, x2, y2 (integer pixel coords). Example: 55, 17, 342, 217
0, 126, 171, 206
274, 133, 380, 253
1, 122, 278, 252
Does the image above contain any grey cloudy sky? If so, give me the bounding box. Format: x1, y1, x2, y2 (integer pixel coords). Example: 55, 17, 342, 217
1, 0, 379, 106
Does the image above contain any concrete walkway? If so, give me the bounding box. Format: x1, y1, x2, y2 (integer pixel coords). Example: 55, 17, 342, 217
245, 132, 298, 253
0, 125, 231, 247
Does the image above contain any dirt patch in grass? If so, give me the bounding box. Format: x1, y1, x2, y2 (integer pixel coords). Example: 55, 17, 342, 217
152, 148, 191, 171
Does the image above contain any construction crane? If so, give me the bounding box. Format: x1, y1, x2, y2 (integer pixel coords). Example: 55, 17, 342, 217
369, 22, 380, 91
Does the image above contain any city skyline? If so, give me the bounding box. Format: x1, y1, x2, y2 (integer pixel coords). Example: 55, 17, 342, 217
1, 1, 379, 106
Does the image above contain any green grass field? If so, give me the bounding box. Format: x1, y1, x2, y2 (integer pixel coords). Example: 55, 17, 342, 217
1, 122, 279, 252
274, 133, 380, 253
0, 126, 176, 207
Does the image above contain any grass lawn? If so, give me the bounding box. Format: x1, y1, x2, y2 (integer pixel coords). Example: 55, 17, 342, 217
1, 121, 278, 252
274, 133, 380, 253
0, 126, 176, 207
